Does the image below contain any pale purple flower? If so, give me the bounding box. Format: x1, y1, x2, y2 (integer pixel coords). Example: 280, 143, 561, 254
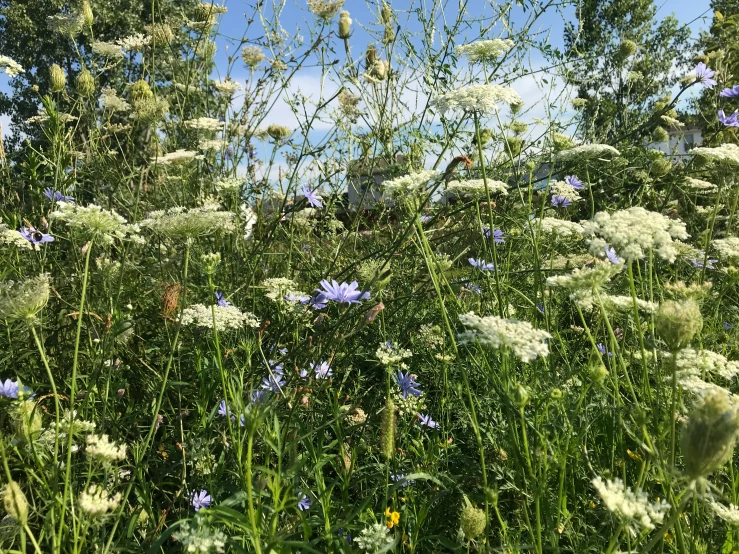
215, 292, 231, 307
43, 188, 74, 202
297, 494, 312, 511
396, 370, 421, 398
418, 413, 438, 429
718, 109, 739, 127
690, 252, 717, 269
391, 473, 414, 487
301, 185, 323, 208
315, 280, 370, 304
420, 214, 432, 224
536, 303, 545, 315
465, 281, 482, 295
251, 390, 268, 404
310, 361, 332, 380
695, 62, 717, 88
19, 226, 54, 245
605, 246, 622, 264
468, 258, 495, 271
721, 85, 739, 98
304, 293, 328, 310
723, 322, 732, 331
596, 343, 613, 357
564, 175, 584, 190
285, 292, 310, 303
483, 227, 505, 243
0, 379, 20, 399
191, 490, 212, 511
551, 195, 571, 208
218, 400, 229, 417
261, 364, 285, 393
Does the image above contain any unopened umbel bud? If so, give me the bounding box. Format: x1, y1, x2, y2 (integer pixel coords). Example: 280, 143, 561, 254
651, 126, 669, 143
76, 69, 95, 96
131, 79, 153, 102
681, 390, 739, 479
616, 39, 637, 60
3, 482, 28, 524
459, 505, 486, 539
81, 0, 94, 26
381, 2, 393, 24
149, 23, 174, 47
656, 299, 702, 351
512, 383, 529, 408
365, 45, 377, 66
338, 11, 352, 39
50, 64, 66, 92
13, 400, 42, 442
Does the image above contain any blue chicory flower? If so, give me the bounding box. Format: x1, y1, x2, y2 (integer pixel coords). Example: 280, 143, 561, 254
723, 322, 732, 331
720, 85, 739, 98
315, 279, 370, 304
596, 343, 613, 358
718, 109, 739, 127
0, 378, 25, 399
215, 292, 232, 307
261, 363, 286, 393
468, 258, 495, 271
301, 185, 323, 208
483, 227, 505, 243
191, 490, 212, 511
43, 188, 74, 202
19, 226, 54, 245
395, 370, 422, 398
297, 494, 312, 511
564, 175, 584, 190
695, 62, 717, 88
551, 195, 571, 208
418, 413, 438, 429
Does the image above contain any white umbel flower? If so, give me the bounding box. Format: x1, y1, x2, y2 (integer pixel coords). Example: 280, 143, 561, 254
446, 179, 508, 198
0, 224, 33, 249
100, 87, 131, 112
434, 84, 522, 115
92, 41, 125, 59
307, 0, 345, 20
0, 55, 25, 77
153, 149, 205, 165
557, 144, 620, 161
50, 202, 140, 245
669, 348, 739, 381
546, 262, 622, 292
376, 341, 412, 366
455, 39, 514, 62
532, 217, 584, 237
710, 502, 739, 525
549, 180, 582, 202
185, 117, 223, 132
86, 434, 126, 464
581, 207, 689, 263
180, 304, 260, 330
141, 205, 235, 239
213, 79, 242, 95
117, 33, 150, 51
684, 177, 717, 193
78, 485, 121, 518
382, 170, 441, 197
458, 312, 551, 362
354, 523, 393, 552
713, 237, 739, 262
692, 144, 739, 165
678, 374, 734, 402
591, 476, 669, 532
0, 274, 50, 321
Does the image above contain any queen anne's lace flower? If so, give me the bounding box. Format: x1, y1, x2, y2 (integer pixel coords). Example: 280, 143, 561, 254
669, 348, 739, 381
0, 274, 50, 321
581, 207, 689, 263
684, 177, 717, 193
692, 143, 739, 165
434, 84, 522, 114
0, 56, 24, 77
591, 477, 669, 532
713, 237, 739, 262
307, 0, 345, 20
710, 502, 739, 525
153, 149, 205, 165
376, 341, 412, 366
50, 202, 140, 245
86, 434, 126, 464
78, 486, 121, 518
557, 144, 620, 161
180, 304, 260, 330
678, 374, 734, 403
92, 41, 125, 59
117, 33, 150, 51
100, 87, 131, 112
455, 39, 514, 62
546, 262, 622, 292
354, 523, 393, 551
141, 205, 235, 239
446, 179, 508, 198
549, 180, 582, 202
383, 170, 441, 197
213, 79, 242, 94
177, 519, 227, 553
458, 312, 551, 362
0, 224, 33, 249
532, 217, 584, 237
185, 117, 223, 132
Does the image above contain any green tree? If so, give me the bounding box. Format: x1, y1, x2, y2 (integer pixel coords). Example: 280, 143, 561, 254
0, 0, 199, 151
564, 0, 693, 143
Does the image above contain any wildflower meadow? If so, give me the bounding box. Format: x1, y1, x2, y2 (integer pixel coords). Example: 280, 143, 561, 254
1, 0, 739, 552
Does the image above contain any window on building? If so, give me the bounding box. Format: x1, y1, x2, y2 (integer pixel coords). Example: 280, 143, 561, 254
684, 134, 695, 151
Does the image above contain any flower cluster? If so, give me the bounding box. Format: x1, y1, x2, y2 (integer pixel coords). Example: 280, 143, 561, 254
78, 486, 122, 518
692, 143, 739, 165
0, 274, 51, 321
434, 84, 522, 114
581, 207, 689, 263
446, 178, 508, 198
86, 434, 127, 464
383, 170, 441, 197
458, 312, 551, 362
180, 304, 260, 330
557, 144, 620, 161
141, 205, 236, 239
455, 39, 514, 62
376, 341, 412, 366
591, 476, 670, 532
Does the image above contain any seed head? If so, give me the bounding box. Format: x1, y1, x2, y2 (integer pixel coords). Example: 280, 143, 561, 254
3, 482, 28, 524
50, 64, 66, 92
76, 69, 95, 96
459, 505, 486, 539
656, 299, 702, 351
81, 0, 94, 26
338, 11, 352, 39
380, 396, 396, 461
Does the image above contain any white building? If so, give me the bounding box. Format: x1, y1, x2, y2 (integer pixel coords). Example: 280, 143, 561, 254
650, 125, 703, 157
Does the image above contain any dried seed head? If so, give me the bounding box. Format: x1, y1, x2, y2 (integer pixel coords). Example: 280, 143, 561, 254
50, 64, 66, 92
338, 11, 352, 39
76, 69, 95, 96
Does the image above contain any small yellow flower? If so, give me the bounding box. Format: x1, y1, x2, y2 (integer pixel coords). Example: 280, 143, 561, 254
384, 506, 400, 529
626, 449, 641, 461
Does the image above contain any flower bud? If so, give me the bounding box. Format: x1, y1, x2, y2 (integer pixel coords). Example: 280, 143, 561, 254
149, 23, 174, 47
3, 482, 28, 524
550, 388, 563, 400
459, 505, 486, 539
380, 396, 395, 461
50, 64, 66, 92
694, 55, 710, 65
650, 156, 671, 178
266, 124, 291, 141
512, 383, 529, 408
76, 69, 95, 96
369, 60, 389, 80
365, 44, 377, 66
656, 299, 702, 351
338, 11, 352, 39
381, 2, 393, 24
81, 0, 94, 27
12, 400, 42, 442
383, 24, 395, 45
681, 390, 739, 479
616, 39, 637, 60
651, 126, 669, 143
131, 79, 153, 103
